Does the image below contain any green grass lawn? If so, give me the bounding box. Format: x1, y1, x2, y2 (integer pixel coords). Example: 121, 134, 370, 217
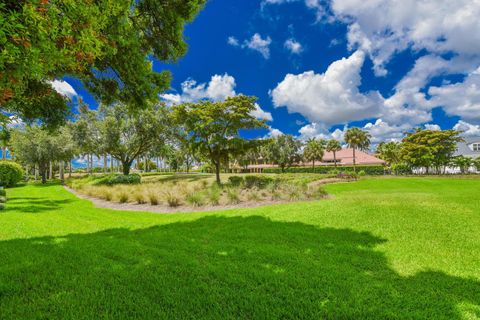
0, 178, 479, 319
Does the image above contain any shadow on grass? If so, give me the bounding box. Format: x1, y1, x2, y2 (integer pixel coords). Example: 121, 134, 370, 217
0, 216, 478, 319
5, 198, 74, 213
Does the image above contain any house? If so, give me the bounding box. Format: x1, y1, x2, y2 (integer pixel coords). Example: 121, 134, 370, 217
246, 148, 385, 172
454, 137, 480, 159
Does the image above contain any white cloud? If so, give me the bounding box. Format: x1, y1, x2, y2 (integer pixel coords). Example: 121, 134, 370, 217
227, 36, 239, 46
271, 50, 383, 125
453, 120, 480, 137
161, 74, 236, 104
284, 39, 303, 54
244, 33, 272, 59
49, 80, 77, 98
266, 126, 284, 138
250, 103, 273, 121
424, 124, 441, 131
228, 33, 272, 59
428, 67, 480, 122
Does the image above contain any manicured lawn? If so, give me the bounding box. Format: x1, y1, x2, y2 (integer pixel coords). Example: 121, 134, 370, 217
0, 178, 479, 319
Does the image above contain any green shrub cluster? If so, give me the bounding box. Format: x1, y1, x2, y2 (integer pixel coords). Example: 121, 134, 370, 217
92, 174, 141, 186
245, 176, 274, 189
263, 165, 385, 175
0, 161, 24, 187
228, 176, 244, 187
391, 163, 412, 175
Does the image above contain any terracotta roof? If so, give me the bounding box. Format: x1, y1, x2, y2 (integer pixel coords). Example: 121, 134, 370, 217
247, 148, 384, 169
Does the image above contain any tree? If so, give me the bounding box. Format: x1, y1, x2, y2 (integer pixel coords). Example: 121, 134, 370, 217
303, 138, 324, 169
172, 96, 267, 184
326, 139, 342, 168
0, 123, 11, 160
376, 141, 401, 167
344, 128, 371, 172
450, 156, 473, 174
10, 125, 75, 183
98, 103, 170, 175
473, 158, 480, 172
0, 0, 206, 126
400, 129, 463, 174
266, 135, 302, 173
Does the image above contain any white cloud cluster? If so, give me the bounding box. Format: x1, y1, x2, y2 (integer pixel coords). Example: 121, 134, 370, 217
228, 33, 272, 59
453, 120, 480, 137
271, 50, 383, 125
49, 80, 77, 98
284, 39, 303, 54
162, 74, 272, 122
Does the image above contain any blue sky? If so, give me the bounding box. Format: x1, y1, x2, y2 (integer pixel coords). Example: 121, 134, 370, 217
57, 0, 480, 144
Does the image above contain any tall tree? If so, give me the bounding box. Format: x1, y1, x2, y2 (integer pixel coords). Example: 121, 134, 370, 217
0, 0, 206, 126
401, 129, 463, 174
303, 138, 324, 169
266, 135, 302, 173
376, 141, 401, 167
10, 125, 76, 183
98, 103, 170, 175
326, 139, 342, 168
451, 156, 473, 174
344, 128, 371, 172
172, 96, 267, 184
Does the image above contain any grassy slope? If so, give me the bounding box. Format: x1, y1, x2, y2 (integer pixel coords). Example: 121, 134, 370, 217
0, 178, 479, 319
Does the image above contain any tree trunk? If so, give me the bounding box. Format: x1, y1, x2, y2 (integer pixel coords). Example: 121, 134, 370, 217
41, 165, 47, 184
69, 160, 72, 178
110, 155, 114, 173
352, 148, 356, 173
1, 146, 6, 160
59, 161, 64, 183
312, 160, 315, 169
35, 164, 38, 181
103, 155, 107, 173
49, 161, 53, 180
333, 152, 337, 168
214, 161, 221, 185
122, 161, 131, 175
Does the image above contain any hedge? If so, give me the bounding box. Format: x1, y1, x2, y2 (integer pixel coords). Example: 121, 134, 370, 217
263, 165, 385, 175
0, 161, 24, 187
92, 174, 141, 186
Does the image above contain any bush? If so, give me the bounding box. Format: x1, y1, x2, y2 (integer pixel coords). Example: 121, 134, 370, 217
118, 192, 129, 203
245, 175, 273, 189
0, 188, 6, 197
207, 186, 221, 205
0, 161, 24, 187
0, 203, 4, 210
263, 165, 385, 175
186, 192, 205, 207
228, 176, 244, 187
358, 170, 366, 176
164, 191, 181, 207
92, 174, 141, 186
148, 193, 159, 206
392, 163, 412, 175
226, 188, 240, 204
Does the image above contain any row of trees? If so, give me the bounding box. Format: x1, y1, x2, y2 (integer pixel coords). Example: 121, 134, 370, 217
376, 129, 478, 174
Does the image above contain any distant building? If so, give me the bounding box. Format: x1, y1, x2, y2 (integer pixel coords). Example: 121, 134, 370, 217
454, 137, 480, 159
247, 148, 385, 172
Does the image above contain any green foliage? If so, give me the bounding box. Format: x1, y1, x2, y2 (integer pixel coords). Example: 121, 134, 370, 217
173, 95, 267, 183
303, 138, 325, 167
226, 188, 240, 204
264, 135, 302, 172
164, 191, 181, 207
451, 156, 473, 174
263, 165, 385, 175
93, 174, 141, 186
0, 0, 206, 126
0, 202, 4, 210
377, 141, 401, 166
228, 176, 244, 187
358, 170, 366, 176
326, 139, 342, 167
0, 161, 23, 187
245, 175, 274, 189
185, 192, 205, 207
474, 158, 480, 172
391, 163, 412, 175
401, 129, 463, 173
344, 128, 371, 171
0, 188, 6, 196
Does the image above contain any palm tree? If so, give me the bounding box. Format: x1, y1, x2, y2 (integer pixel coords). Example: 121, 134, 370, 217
344, 128, 371, 172
303, 138, 324, 169
326, 139, 342, 168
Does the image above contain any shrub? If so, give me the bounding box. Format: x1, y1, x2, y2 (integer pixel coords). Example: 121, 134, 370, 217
0, 188, 6, 197
228, 176, 244, 187
0, 196, 6, 203
247, 188, 261, 202
104, 192, 112, 202
206, 186, 221, 205
0, 161, 24, 187
148, 193, 159, 206
263, 165, 385, 175
358, 170, 366, 176
186, 192, 205, 207
245, 175, 273, 189
93, 174, 141, 186
134, 193, 146, 204
392, 163, 412, 175
0, 203, 5, 210
118, 192, 129, 203
226, 188, 240, 204
164, 191, 181, 207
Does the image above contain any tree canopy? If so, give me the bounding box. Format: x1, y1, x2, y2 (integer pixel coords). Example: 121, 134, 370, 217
0, 0, 206, 126
172, 95, 267, 183
303, 138, 325, 168
344, 128, 371, 172
265, 135, 302, 173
